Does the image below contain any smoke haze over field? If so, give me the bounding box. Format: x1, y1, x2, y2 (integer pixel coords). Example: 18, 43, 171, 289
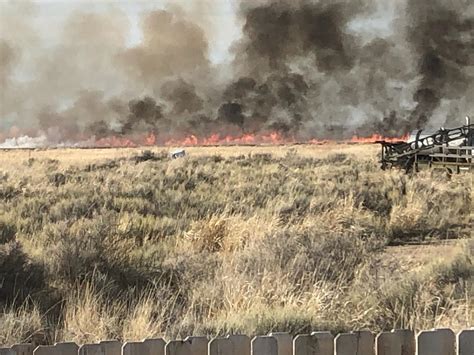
0, 0, 473, 146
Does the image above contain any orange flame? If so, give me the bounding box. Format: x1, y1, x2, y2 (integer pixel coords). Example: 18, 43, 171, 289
0, 130, 409, 148
164, 132, 290, 146
144, 132, 157, 146
93, 132, 408, 147
163, 132, 408, 146
349, 133, 409, 144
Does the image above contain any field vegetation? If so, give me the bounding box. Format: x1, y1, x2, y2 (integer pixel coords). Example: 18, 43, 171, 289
0, 144, 472, 345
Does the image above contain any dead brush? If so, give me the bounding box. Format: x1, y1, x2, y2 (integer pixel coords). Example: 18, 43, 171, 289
0, 302, 44, 346
62, 282, 123, 344
1, 145, 472, 341
184, 215, 229, 253
389, 190, 426, 239
306, 193, 383, 238
121, 289, 180, 341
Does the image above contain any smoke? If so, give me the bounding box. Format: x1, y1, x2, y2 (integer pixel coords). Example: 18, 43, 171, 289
122, 96, 163, 134
119, 9, 211, 87
223, 0, 473, 137
160, 79, 204, 116
406, 0, 474, 129
218, 73, 309, 135
222, 0, 392, 137
234, 0, 372, 76
0, 0, 473, 146
0, 135, 49, 149
0, 40, 17, 88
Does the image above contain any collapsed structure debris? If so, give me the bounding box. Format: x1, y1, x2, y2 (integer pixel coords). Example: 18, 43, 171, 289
379, 117, 473, 173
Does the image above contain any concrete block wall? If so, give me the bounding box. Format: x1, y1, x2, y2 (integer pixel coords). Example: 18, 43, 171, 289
0, 328, 472, 354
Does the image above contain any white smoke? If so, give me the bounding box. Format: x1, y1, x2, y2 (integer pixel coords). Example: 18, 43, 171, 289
0, 135, 49, 149
0, 134, 86, 148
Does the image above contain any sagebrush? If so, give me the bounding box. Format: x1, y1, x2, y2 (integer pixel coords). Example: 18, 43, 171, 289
0, 146, 471, 345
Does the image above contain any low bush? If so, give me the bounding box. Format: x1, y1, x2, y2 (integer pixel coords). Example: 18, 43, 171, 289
0, 147, 471, 342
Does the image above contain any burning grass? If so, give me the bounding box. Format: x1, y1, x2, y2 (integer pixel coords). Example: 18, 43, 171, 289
0, 144, 472, 345
0, 130, 409, 149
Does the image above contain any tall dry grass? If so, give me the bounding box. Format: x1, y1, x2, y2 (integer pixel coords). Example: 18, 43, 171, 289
0, 302, 44, 345
0, 146, 471, 345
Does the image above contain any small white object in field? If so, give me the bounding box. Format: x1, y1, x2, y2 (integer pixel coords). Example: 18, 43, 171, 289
170, 149, 186, 159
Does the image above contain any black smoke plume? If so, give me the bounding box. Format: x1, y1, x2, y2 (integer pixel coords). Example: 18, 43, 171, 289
406, 0, 474, 129
122, 97, 163, 134
236, 1, 367, 75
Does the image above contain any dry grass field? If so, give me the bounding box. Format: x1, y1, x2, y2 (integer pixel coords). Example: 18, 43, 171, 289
0, 144, 472, 345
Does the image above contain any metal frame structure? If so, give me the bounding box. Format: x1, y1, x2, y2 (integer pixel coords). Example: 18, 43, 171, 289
379, 117, 473, 173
